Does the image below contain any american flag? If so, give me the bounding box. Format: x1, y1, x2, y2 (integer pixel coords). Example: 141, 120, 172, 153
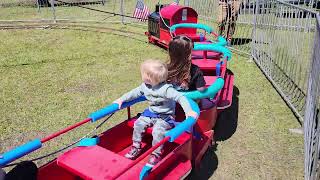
133, 0, 150, 22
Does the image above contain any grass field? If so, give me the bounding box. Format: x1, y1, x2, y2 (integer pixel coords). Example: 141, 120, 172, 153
0, 22, 304, 179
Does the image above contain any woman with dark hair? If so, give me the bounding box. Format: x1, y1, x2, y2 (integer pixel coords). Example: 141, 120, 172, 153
167, 36, 215, 110
167, 35, 206, 92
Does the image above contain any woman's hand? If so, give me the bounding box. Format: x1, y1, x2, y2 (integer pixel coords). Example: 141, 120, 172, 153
197, 86, 206, 91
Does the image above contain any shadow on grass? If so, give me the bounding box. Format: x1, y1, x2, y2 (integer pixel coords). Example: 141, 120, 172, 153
215, 85, 239, 141
187, 145, 218, 180
4, 161, 38, 180
231, 38, 252, 46
187, 85, 239, 179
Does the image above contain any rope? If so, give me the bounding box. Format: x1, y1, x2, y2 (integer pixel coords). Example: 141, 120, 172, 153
157, 0, 173, 30
158, 2, 171, 30
3, 113, 114, 168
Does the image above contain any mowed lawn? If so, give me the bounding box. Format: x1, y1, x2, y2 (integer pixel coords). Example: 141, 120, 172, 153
0, 24, 303, 179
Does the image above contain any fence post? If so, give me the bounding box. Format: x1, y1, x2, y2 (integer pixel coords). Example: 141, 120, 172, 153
184, 0, 190, 6
36, 0, 41, 13
120, 0, 124, 24
50, 0, 56, 23
251, 0, 259, 59
304, 13, 320, 180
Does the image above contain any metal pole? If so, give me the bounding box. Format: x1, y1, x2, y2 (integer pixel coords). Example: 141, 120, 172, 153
251, 0, 259, 59
41, 118, 92, 143
36, 0, 41, 13
304, 13, 320, 180
120, 0, 124, 24
50, 0, 56, 23
184, 0, 190, 6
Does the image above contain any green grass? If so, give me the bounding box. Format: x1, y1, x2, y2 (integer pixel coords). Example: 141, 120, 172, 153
0, 25, 164, 165
208, 53, 304, 179
0, 5, 121, 21
0, 24, 303, 179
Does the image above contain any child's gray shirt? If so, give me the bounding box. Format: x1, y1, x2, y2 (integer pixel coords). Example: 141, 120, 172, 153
118, 82, 192, 116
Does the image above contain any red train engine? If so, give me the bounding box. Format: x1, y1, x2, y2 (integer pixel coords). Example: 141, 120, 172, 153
146, 4, 204, 48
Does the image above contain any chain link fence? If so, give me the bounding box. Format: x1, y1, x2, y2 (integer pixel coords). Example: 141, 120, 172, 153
304, 14, 320, 180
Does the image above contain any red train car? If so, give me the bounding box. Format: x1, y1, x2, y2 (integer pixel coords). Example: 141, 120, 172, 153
146, 4, 203, 48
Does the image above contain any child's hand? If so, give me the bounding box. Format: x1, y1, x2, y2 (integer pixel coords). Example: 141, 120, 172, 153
186, 111, 198, 119
113, 99, 123, 109
197, 87, 206, 91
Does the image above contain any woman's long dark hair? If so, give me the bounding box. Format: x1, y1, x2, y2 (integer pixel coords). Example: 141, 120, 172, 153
167, 36, 193, 88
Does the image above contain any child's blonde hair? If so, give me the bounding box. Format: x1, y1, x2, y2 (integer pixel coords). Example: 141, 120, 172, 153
141, 59, 168, 85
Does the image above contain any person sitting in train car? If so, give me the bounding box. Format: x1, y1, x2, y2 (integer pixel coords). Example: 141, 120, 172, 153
114, 59, 198, 167
167, 35, 215, 109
